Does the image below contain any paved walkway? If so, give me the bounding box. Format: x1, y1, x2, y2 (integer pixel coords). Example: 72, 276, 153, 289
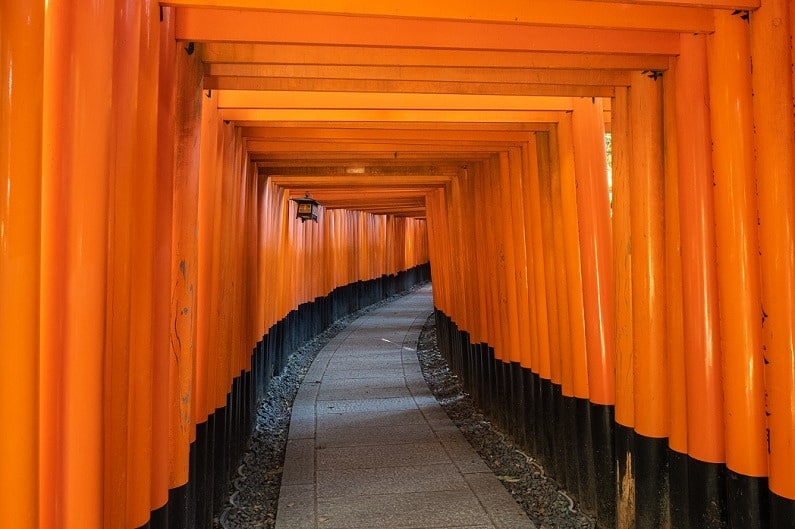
275, 286, 536, 529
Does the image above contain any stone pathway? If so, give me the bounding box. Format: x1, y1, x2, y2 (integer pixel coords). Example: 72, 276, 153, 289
275, 286, 536, 529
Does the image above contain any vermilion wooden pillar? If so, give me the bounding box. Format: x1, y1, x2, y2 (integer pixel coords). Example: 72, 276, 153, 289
611, 85, 635, 529
523, 137, 551, 388
0, 2, 43, 528
675, 33, 727, 529
570, 98, 615, 525
662, 62, 688, 529
628, 71, 669, 529
40, 2, 115, 527
708, 11, 769, 529
570, 97, 614, 409
104, 0, 143, 525
750, 0, 795, 525
167, 24, 202, 529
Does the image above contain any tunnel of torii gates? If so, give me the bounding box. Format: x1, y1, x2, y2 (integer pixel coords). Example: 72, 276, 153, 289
1, 1, 795, 529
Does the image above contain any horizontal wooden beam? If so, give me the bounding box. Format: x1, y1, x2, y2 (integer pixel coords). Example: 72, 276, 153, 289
204, 77, 615, 98
239, 121, 553, 131
223, 109, 572, 123
168, 1, 718, 32
330, 207, 428, 216
248, 140, 507, 153
307, 198, 428, 205
241, 128, 536, 142
259, 161, 463, 174
258, 138, 525, 148
217, 92, 594, 111
583, 0, 756, 8
290, 189, 432, 199
205, 64, 631, 86
201, 43, 672, 71
254, 151, 492, 161
269, 175, 450, 188
298, 196, 426, 204
175, 9, 683, 53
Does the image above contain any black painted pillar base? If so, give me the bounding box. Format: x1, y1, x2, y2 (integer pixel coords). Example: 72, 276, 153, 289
687, 457, 727, 529
539, 377, 554, 472
726, 470, 769, 529
511, 363, 526, 446
615, 423, 635, 529
551, 383, 566, 484
575, 398, 596, 516
771, 490, 795, 529
522, 369, 536, 455
634, 434, 669, 529
669, 449, 689, 529
590, 403, 615, 528
150, 503, 168, 529
167, 482, 190, 529
562, 395, 578, 492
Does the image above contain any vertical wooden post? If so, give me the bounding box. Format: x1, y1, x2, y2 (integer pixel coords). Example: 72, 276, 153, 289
508, 149, 535, 371
168, 27, 202, 529
571, 98, 616, 524
611, 85, 634, 529
537, 132, 566, 482
550, 116, 573, 491
708, 11, 769, 529
612, 87, 634, 430
548, 127, 574, 402
553, 114, 590, 504
571, 98, 615, 407
662, 63, 689, 529
675, 33, 726, 529
507, 148, 531, 441
497, 152, 523, 366
0, 2, 43, 527
628, 71, 669, 529
104, 0, 142, 525
555, 124, 588, 403
40, 2, 115, 527
194, 90, 220, 529
153, 6, 178, 527
128, 0, 160, 524
537, 139, 563, 389
524, 137, 552, 383
750, 0, 795, 523
196, 92, 220, 428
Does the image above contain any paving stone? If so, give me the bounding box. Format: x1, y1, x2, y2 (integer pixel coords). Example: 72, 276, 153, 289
316, 396, 417, 415
322, 368, 406, 380
317, 384, 412, 401
316, 441, 451, 470
274, 484, 315, 529
315, 409, 427, 430
287, 414, 315, 440
316, 422, 438, 448
317, 490, 493, 528
464, 472, 539, 529
281, 438, 315, 485
316, 463, 468, 498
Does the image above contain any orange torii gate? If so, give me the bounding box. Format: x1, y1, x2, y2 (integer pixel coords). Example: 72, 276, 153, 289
1, 1, 793, 529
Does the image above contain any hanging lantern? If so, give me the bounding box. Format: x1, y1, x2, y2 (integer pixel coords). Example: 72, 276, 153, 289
291, 193, 320, 223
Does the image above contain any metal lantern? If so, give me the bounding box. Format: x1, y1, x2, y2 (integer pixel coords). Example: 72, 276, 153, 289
292, 193, 319, 223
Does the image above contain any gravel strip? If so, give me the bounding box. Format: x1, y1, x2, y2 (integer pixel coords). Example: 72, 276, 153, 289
216, 292, 595, 529
215, 288, 423, 529
416, 313, 595, 529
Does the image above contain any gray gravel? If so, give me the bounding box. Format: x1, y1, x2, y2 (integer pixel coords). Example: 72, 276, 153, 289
215, 292, 595, 529
416, 313, 595, 529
